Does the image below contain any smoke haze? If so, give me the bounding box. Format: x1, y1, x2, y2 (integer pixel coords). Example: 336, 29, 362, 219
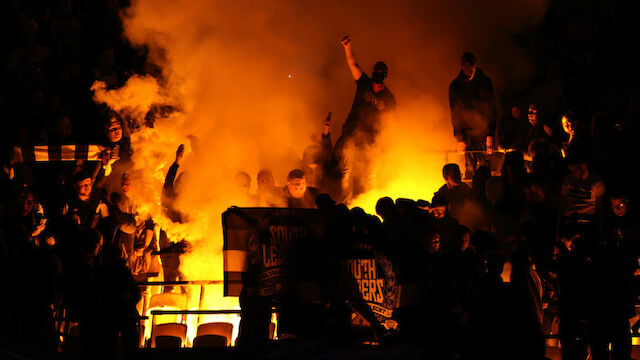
92, 0, 547, 280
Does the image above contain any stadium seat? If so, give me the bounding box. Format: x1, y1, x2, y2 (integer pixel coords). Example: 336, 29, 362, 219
196, 322, 233, 346
155, 335, 182, 348
150, 323, 187, 348
193, 334, 227, 348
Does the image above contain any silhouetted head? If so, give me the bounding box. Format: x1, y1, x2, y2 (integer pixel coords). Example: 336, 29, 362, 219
18, 190, 35, 217
234, 171, 251, 193
72, 171, 93, 201
454, 225, 471, 252
528, 103, 538, 126
257, 169, 275, 189
511, 104, 522, 120
372, 61, 388, 92
426, 231, 441, 254
375, 196, 395, 219
442, 163, 462, 187
315, 193, 336, 210
81, 229, 103, 259
351, 207, 366, 218
53, 113, 73, 141
286, 169, 307, 198
566, 152, 589, 179
461, 52, 477, 79
472, 165, 491, 194
610, 192, 629, 217
431, 194, 448, 218
486, 252, 505, 277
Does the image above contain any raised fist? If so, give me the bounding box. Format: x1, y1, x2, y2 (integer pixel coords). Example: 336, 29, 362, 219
341, 35, 352, 47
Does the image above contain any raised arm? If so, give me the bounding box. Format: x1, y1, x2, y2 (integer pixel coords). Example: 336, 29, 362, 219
321, 111, 333, 159
162, 144, 184, 200
341, 36, 363, 81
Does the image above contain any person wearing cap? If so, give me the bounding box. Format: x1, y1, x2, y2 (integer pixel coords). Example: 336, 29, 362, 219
335, 35, 396, 204
449, 52, 497, 179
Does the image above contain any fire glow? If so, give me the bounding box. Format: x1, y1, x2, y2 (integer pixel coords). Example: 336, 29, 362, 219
89, 0, 545, 347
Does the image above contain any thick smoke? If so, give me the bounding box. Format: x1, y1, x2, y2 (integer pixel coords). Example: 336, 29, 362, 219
92, 0, 547, 281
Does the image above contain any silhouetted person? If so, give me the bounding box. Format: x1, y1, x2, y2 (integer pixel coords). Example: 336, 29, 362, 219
234, 171, 257, 206
94, 115, 133, 195
497, 102, 530, 152
449, 52, 497, 179
589, 192, 638, 360
589, 237, 634, 360
61, 170, 105, 236
560, 111, 589, 160
559, 151, 605, 244
6, 190, 60, 355
604, 192, 639, 257
465, 252, 507, 359
504, 242, 546, 359
162, 144, 187, 222
422, 229, 462, 359
159, 145, 188, 289
430, 194, 460, 254
550, 226, 590, 360
434, 163, 470, 220
335, 35, 396, 204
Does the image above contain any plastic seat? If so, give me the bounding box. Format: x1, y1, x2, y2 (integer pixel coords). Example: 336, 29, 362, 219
155, 335, 182, 348
193, 334, 227, 348
151, 323, 187, 348
196, 322, 233, 346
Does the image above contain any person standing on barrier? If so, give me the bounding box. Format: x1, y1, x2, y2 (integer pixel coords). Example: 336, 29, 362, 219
334, 35, 396, 204
449, 52, 497, 179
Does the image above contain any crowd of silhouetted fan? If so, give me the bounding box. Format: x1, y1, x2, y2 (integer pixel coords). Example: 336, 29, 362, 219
2, 1, 640, 359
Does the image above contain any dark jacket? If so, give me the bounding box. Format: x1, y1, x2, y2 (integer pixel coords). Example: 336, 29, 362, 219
449, 69, 497, 142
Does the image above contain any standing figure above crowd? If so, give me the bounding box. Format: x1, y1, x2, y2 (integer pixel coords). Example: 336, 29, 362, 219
449, 52, 497, 180
334, 35, 396, 204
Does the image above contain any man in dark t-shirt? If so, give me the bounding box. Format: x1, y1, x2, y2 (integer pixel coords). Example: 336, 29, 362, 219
335, 36, 396, 204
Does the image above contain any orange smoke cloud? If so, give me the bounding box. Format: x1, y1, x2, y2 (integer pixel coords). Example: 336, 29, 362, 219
92, 0, 548, 284
351, 95, 456, 214
91, 75, 165, 126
